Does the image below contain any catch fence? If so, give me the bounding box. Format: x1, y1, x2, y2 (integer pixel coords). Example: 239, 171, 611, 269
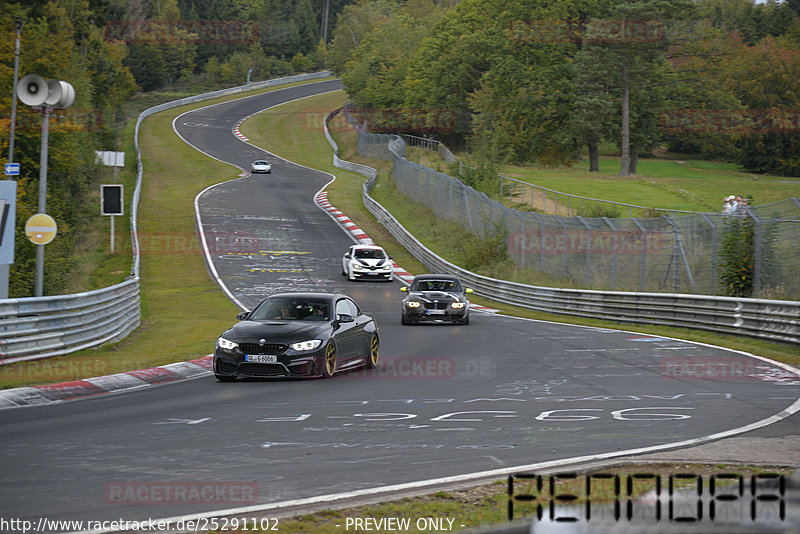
355, 130, 800, 299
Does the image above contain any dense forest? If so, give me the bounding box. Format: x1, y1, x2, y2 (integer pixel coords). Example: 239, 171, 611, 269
0, 0, 353, 297
329, 0, 800, 177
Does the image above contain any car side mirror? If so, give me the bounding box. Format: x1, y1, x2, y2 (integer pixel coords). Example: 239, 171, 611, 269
237, 311, 250, 320
345, 253, 350, 258
465, 288, 474, 294
400, 287, 408, 292
336, 314, 355, 324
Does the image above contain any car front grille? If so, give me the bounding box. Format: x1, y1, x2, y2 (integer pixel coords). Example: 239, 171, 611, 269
424, 302, 449, 310
238, 363, 287, 376
238, 343, 287, 355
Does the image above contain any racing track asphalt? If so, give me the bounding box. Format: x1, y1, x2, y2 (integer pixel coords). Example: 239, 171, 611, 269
0, 79, 798, 531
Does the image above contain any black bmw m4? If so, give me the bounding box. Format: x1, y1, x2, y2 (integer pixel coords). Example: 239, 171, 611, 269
213, 292, 379, 380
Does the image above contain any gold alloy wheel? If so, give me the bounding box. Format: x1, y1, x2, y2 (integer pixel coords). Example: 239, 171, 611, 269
323, 343, 337, 378
367, 335, 379, 368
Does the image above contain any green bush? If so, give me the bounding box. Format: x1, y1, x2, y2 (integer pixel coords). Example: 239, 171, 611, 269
576, 202, 622, 219
456, 222, 508, 271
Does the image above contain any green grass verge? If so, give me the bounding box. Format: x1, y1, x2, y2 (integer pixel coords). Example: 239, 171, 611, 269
0, 78, 335, 390
499, 156, 798, 215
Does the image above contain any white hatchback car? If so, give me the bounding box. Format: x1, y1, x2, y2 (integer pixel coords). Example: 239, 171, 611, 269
250, 160, 272, 174
342, 244, 393, 282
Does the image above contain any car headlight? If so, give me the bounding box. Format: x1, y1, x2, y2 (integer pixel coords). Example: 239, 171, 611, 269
350, 261, 365, 270
406, 301, 421, 308
450, 302, 466, 309
381, 263, 392, 270
290, 339, 322, 351
217, 337, 238, 350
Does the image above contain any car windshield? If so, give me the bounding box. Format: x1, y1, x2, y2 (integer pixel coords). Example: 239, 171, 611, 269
253, 161, 268, 165
249, 298, 330, 321
413, 279, 461, 292
354, 249, 385, 260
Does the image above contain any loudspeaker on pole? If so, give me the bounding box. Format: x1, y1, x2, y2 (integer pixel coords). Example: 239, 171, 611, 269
44, 80, 75, 109
17, 74, 48, 106
17, 75, 75, 109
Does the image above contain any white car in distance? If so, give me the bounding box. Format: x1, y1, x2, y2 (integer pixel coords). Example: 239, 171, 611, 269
342, 244, 393, 282
250, 160, 272, 174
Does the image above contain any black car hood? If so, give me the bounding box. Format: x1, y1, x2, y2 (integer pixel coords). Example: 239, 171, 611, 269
222, 320, 329, 343
407, 291, 463, 302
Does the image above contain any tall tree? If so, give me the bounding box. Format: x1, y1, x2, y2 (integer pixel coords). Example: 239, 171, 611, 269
577, 0, 694, 176
721, 35, 800, 175
328, 0, 398, 75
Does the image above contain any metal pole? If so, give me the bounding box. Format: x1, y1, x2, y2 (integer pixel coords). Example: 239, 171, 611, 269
8, 17, 23, 163
321, 0, 330, 43
110, 214, 115, 253
34, 107, 50, 297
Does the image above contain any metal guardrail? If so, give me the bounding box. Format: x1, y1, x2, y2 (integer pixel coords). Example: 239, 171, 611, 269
324, 108, 800, 345
0, 280, 140, 364
0, 72, 333, 364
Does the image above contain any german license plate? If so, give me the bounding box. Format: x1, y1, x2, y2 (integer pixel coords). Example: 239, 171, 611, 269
246, 354, 277, 363
427, 309, 446, 315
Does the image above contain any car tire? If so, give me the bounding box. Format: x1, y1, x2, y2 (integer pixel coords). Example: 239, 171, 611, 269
215, 374, 236, 382
401, 314, 411, 325
322, 342, 337, 378
366, 335, 379, 369
460, 314, 470, 325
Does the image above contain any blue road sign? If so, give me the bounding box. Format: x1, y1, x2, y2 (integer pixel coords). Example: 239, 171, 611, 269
4, 163, 20, 176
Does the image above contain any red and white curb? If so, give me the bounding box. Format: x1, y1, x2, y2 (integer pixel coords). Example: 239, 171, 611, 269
232, 118, 248, 142
314, 191, 498, 314
0, 356, 213, 410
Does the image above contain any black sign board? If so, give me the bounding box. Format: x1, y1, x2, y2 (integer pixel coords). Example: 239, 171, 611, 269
101, 184, 123, 216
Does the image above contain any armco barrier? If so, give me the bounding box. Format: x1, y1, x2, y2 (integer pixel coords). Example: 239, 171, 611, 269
0, 72, 332, 364
324, 108, 800, 345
